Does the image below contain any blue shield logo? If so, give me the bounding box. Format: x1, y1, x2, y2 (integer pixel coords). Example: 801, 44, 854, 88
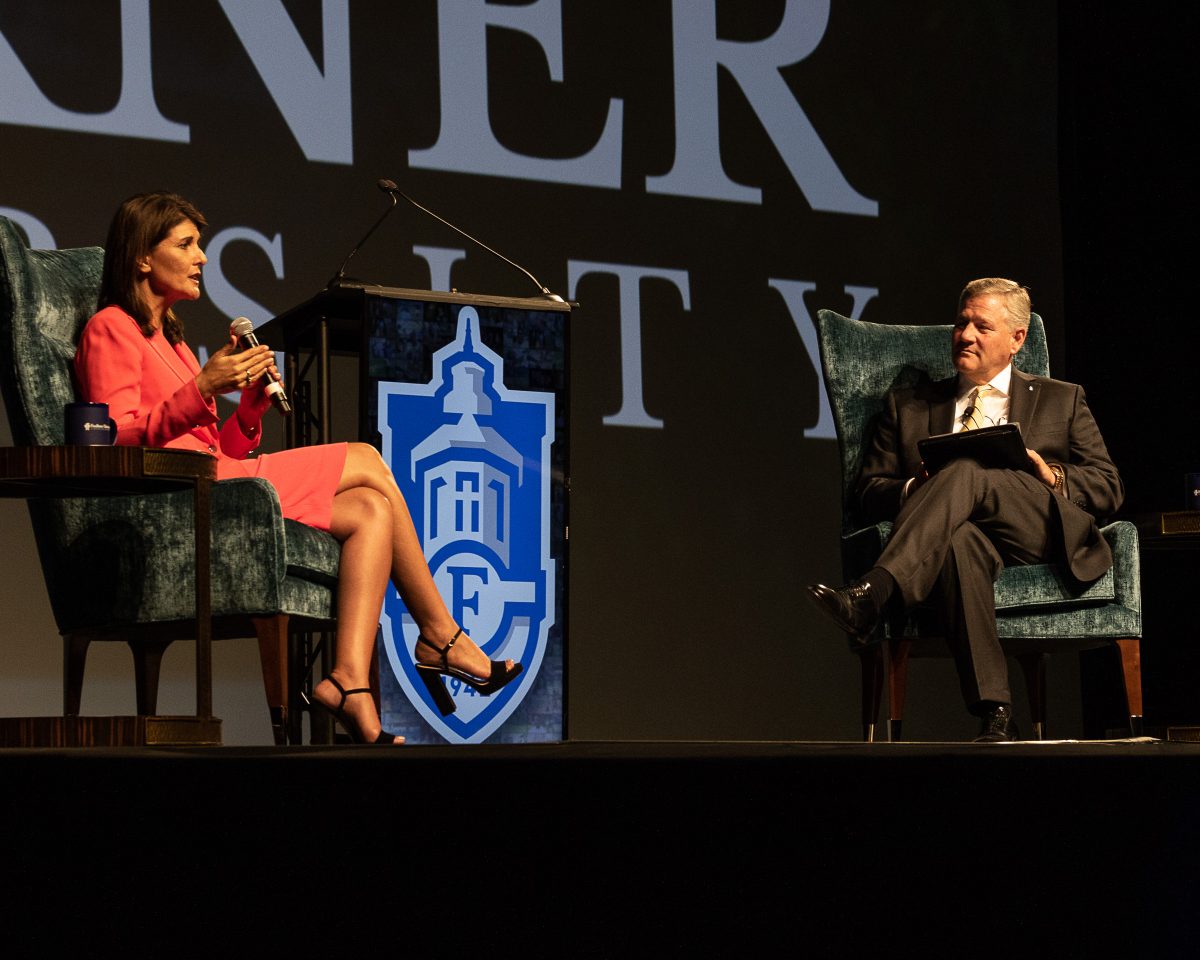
377, 306, 555, 743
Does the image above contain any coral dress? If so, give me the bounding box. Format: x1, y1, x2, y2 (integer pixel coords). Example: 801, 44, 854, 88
74, 306, 346, 531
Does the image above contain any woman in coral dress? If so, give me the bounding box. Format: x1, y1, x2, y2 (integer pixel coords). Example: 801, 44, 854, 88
75, 193, 520, 743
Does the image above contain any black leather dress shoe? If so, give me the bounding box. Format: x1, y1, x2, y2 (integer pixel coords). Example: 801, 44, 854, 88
806, 581, 880, 641
974, 704, 1020, 743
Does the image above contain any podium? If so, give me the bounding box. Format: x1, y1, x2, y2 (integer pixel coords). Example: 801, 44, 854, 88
259, 282, 570, 744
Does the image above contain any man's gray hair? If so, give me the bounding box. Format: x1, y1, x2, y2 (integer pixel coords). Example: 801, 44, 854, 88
958, 278, 1031, 332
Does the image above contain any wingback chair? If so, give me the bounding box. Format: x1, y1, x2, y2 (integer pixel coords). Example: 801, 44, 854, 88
814, 309, 1142, 741
0, 215, 342, 744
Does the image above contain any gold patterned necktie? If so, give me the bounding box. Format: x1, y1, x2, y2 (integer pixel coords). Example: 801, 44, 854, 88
960, 385, 990, 432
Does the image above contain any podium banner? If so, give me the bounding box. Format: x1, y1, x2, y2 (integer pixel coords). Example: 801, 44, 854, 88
368, 295, 567, 744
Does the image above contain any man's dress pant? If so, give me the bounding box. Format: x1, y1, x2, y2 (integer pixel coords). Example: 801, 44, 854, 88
874, 458, 1058, 709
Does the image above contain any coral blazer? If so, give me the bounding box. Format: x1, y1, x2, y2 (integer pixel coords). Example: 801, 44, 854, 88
74, 305, 261, 479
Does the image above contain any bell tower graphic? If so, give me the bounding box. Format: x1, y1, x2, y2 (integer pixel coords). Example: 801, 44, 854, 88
377, 306, 555, 743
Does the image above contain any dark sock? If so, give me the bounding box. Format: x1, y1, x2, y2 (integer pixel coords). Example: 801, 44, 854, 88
863, 566, 895, 612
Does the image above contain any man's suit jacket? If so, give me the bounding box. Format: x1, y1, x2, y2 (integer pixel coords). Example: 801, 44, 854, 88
856, 367, 1123, 583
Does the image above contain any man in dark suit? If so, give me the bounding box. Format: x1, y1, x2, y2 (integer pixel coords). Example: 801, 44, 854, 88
807, 278, 1123, 741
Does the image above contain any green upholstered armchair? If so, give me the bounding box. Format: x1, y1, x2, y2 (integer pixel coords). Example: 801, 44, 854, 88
0, 215, 341, 744
815, 309, 1142, 741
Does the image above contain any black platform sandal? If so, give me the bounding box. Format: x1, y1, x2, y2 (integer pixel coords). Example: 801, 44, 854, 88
414, 628, 523, 716
307, 676, 402, 744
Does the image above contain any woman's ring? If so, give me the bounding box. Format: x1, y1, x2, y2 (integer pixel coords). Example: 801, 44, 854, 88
245, 371, 252, 387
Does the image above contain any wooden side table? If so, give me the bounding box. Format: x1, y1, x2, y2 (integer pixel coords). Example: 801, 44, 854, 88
0, 445, 220, 746
1135, 513, 1200, 740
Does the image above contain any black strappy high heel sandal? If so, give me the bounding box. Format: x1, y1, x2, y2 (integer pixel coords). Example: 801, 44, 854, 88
414, 628, 523, 716
306, 676, 403, 744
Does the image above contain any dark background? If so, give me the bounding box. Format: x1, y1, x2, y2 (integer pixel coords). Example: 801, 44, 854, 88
0, 1, 1191, 743
1059, 5, 1199, 735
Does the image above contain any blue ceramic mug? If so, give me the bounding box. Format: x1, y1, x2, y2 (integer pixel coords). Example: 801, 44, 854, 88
64, 401, 117, 446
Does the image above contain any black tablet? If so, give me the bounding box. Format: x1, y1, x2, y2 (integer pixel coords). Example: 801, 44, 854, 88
917, 422, 1030, 474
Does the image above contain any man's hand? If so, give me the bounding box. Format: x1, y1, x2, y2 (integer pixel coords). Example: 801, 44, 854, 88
1026, 448, 1058, 489
900, 462, 932, 504
911, 461, 930, 492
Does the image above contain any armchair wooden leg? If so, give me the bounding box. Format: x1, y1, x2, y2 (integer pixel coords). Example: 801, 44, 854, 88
1115, 638, 1144, 737
885, 639, 911, 742
63, 636, 90, 716
859, 645, 883, 742
253, 614, 290, 745
128, 639, 173, 715
1017, 652, 1048, 740
304, 631, 337, 744
288, 631, 311, 745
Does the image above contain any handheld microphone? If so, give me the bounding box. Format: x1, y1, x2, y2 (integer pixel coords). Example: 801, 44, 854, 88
377, 178, 566, 302
230, 317, 292, 416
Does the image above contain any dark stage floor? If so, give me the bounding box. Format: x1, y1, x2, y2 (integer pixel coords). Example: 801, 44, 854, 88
5, 739, 1195, 955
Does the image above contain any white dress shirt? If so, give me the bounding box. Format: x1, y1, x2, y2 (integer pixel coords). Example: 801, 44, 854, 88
952, 365, 1013, 433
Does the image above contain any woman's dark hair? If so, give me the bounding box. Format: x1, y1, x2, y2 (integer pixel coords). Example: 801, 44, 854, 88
99, 192, 207, 345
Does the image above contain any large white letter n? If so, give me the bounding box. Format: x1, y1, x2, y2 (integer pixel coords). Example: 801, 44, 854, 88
219, 0, 352, 164
0, 0, 187, 141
